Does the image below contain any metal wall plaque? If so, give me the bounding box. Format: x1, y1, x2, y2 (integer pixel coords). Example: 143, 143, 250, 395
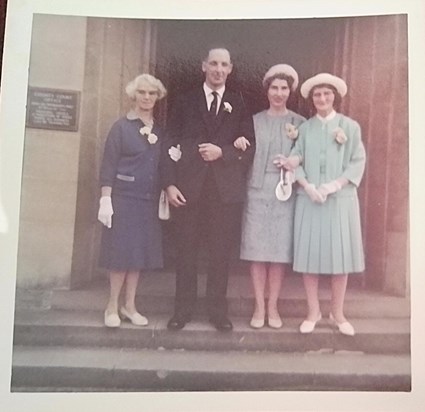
26, 87, 80, 132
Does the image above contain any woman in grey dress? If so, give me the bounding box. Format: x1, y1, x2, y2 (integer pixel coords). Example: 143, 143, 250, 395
97, 74, 167, 328
234, 64, 305, 329
291, 73, 366, 336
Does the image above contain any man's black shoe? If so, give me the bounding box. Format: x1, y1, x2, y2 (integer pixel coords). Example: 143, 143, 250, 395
167, 314, 190, 331
209, 315, 233, 332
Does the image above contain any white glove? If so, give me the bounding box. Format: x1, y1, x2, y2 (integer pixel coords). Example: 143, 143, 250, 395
98, 196, 113, 228
168, 144, 182, 162
318, 180, 342, 201
304, 183, 325, 204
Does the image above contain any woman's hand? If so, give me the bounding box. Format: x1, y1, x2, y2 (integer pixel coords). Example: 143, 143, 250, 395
304, 183, 325, 204
233, 136, 251, 152
283, 155, 301, 170
98, 196, 114, 228
166, 185, 187, 207
318, 179, 346, 201
273, 154, 287, 169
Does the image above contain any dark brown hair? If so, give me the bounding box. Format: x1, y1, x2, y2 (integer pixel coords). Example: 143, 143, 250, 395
263, 73, 295, 93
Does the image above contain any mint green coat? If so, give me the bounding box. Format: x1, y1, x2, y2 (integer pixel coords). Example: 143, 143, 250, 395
290, 113, 366, 274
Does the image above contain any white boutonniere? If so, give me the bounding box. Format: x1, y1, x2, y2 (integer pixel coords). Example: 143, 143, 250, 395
333, 127, 348, 145
284, 123, 299, 140
223, 102, 232, 113
139, 126, 158, 145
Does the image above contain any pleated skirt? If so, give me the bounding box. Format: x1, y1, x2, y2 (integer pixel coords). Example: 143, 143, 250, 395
240, 172, 295, 263
293, 192, 364, 274
99, 195, 163, 271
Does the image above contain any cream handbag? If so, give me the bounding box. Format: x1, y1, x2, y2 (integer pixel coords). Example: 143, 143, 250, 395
158, 190, 170, 220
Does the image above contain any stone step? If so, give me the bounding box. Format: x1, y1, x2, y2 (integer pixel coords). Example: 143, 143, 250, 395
11, 345, 411, 392
35, 273, 410, 319
13, 309, 410, 354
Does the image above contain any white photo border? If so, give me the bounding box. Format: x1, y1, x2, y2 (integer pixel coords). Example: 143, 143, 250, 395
1, 0, 424, 411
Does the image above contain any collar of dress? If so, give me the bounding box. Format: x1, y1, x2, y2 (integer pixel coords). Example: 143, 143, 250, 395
126, 110, 141, 120
316, 110, 337, 123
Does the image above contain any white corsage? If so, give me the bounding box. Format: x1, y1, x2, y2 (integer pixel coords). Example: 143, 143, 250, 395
168, 144, 182, 162
223, 102, 232, 113
333, 127, 348, 145
284, 123, 299, 140
139, 126, 151, 135
139, 126, 158, 145
147, 133, 158, 144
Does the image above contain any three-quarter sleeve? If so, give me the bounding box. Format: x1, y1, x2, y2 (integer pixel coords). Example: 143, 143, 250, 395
341, 122, 366, 187
99, 122, 122, 187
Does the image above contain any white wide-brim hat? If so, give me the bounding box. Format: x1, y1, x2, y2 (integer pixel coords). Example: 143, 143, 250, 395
300, 73, 347, 98
263, 64, 299, 91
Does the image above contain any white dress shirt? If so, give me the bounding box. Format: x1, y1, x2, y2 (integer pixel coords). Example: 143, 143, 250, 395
203, 83, 225, 115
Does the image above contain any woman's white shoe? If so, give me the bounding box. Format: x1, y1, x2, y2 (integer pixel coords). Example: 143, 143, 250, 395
299, 313, 322, 334
104, 310, 121, 328
120, 307, 149, 326
329, 313, 355, 336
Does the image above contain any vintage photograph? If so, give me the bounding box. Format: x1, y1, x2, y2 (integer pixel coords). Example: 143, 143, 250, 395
3, 1, 425, 411
9, 12, 410, 394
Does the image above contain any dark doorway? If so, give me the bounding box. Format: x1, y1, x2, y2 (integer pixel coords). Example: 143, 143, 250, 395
156, 18, 342, 117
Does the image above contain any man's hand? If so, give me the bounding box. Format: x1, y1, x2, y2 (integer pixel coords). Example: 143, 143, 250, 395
166, 185, 187, 207
198, 143, 223, 161
233, 136, 251, 152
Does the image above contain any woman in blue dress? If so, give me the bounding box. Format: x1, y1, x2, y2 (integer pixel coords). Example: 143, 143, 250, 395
234, 64, 305, 329
291, 73, 366, 336
97, 74, 167, 328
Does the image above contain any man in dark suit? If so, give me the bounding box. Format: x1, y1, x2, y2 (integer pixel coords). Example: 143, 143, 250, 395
163, 47, 255, 331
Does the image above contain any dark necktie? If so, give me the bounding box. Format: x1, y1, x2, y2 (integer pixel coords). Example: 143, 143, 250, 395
209, 91, 218, 116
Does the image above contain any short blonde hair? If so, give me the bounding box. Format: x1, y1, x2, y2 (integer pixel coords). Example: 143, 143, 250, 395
125, 74, 167, 100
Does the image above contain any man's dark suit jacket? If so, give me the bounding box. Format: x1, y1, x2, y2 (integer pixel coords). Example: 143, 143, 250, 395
162, 87, 256, 203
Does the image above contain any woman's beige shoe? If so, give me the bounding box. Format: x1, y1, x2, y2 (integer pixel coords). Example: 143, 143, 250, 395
267, 315, 283, 329
329, 313, 355, 336
120, 307, 148, 326
104, 310, 121, 328
299, 313, 322, 334
250, 315, 265, 329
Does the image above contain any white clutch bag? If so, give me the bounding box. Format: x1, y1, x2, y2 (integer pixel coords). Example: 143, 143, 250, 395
275, 169, 294, 201
158, 190, 170, 220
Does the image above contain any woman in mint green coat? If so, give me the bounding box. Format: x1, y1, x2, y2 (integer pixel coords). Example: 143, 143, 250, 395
290, 73, 366, 336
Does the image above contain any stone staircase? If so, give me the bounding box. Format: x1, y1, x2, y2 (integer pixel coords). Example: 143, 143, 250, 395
11, 272, 411, 392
